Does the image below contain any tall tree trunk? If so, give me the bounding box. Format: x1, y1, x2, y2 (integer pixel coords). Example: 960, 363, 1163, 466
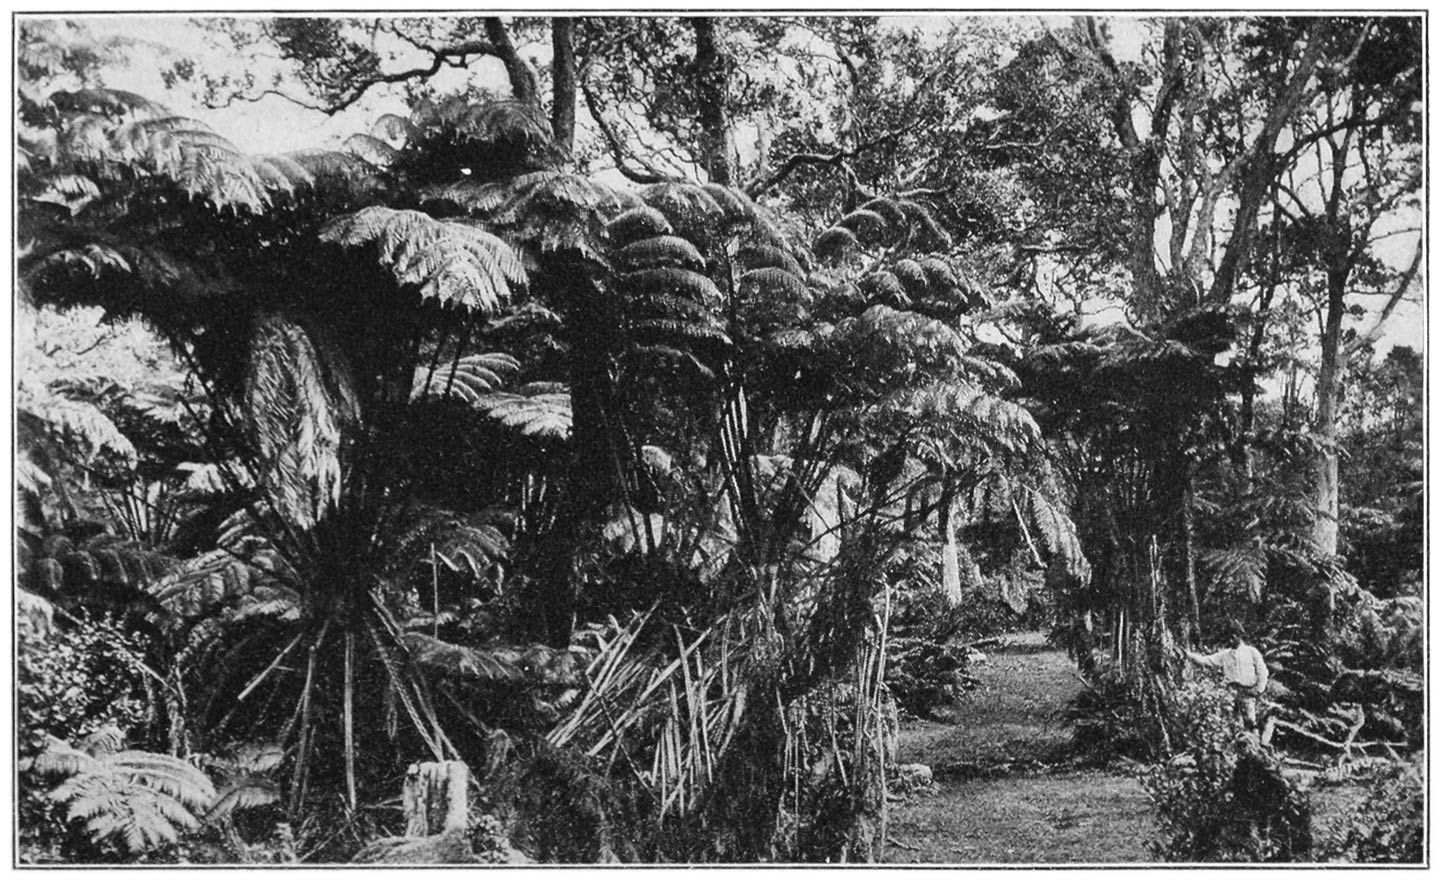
1207, 22, 1328, 304
1311, 268, 1347, 556
691, 18, 736, 186
550, 18, 577, 155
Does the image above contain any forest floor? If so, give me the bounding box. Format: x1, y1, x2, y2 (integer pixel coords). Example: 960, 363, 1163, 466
883, 631, 1155, 864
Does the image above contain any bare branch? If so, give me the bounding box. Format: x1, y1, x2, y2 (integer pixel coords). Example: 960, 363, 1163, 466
203, 38, 499, 116
580, 81, 675, 185
1350, 241, 1424, 350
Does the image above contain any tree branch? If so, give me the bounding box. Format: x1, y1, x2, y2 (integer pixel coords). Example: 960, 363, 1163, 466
580, 81, 675, 185
746, 129, 899, 199
484, 17, 540, 108
1350, 240, 1424, 350
203, 37, 499, 116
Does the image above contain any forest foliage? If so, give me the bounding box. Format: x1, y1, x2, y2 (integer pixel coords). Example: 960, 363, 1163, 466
14, 14, 1424, 865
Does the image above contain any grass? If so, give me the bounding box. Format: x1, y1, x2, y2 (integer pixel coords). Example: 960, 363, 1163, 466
884, 769, 1153, 864
885, 631, 1155, 864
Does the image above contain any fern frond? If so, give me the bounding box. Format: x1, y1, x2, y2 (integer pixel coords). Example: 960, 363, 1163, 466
617, 235, 706, 271
50, 88, 170, 119
814, 226, 859, 261
401, 633, 523, 682
606, 205, 674, 246
343, 132, 399, 167
641, 182, 723, 231
899, 199, 952, 249
1025, 487, 1087, 579
1201, 545, 1268, 602
700, 183, 754, 224
738, 243, 805, 277
859, 270, 909, 305
472, 386, 572, 440
630, 292, 719, 324
207, 780, 281, 822
739, 267, 808, 301
884, 382, 1040, 453
889, 258, 930, 298
836, 208, 889, 242
36, 736, 216, 855
244, 314, 358, 530
858, 196, 909, 230
411, 352, 521, 404
632, 319, 733, 349
320, 207, 525, 312
918, 256, 960, 294
619, 266, 723, 307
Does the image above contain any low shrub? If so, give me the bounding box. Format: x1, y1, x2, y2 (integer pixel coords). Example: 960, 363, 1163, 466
18, 613, 152, 863
1143, 681, 1313, 863
1317, 756, 1424, 863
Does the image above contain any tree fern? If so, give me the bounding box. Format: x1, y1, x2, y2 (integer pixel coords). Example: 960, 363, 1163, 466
320, 206, 526, 312
388, 505, 512, 585
426, 171, 636, 266
31, 734, 217, 855
1200, 544, 1268, 603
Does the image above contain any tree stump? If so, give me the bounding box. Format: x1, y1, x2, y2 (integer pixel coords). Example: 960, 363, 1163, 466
356, 761, 472, 864
403, 760, 469, 836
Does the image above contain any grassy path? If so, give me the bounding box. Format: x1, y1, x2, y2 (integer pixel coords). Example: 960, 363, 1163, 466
883, 632, 1155, 864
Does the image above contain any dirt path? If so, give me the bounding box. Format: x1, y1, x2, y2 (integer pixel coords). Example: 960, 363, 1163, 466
883, 632, 1155, 864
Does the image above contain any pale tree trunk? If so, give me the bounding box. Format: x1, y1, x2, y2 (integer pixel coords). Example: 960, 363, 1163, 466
1312, 270, 1348, 556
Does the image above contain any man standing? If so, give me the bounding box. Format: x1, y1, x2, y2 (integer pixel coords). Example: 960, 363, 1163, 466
1185, 621, 1269, 730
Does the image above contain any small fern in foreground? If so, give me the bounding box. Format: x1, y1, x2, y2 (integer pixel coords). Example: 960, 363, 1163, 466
28, 730, 218, 857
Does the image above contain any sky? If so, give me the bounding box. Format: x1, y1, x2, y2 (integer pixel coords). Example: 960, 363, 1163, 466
23, 13, 1429, 359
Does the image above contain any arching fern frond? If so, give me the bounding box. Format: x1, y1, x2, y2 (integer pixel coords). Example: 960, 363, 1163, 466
858, 196, 908, 230
411, 352, 521, 404
472, 383, 573, 441
618, 235, 707, 271
244, 314, 359, 530
343, 132, 399, 168
389, 504, 512, 584
49, 88, 170, 119
859, 270, 909, 306
836, 208, 889, 243
606, 205, 674, 247
1200, 545, 1268, 603
814, 226, 859, 262
882, 382, 1041, 454
619, 266, 723, 308
739, 266, 809, 302
319, 207, 525, 312
738, 243, 805, 277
